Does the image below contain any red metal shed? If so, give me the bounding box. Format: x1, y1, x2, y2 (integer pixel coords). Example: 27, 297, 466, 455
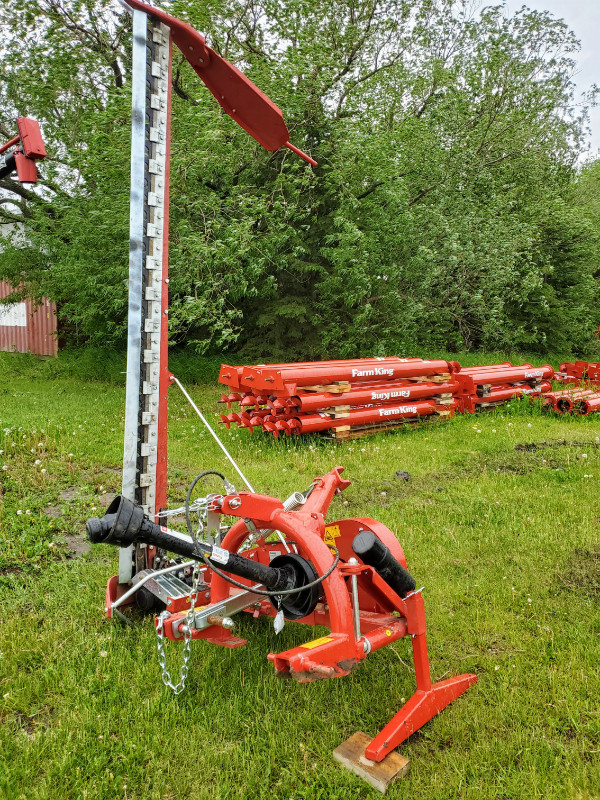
0, 281, 58, 357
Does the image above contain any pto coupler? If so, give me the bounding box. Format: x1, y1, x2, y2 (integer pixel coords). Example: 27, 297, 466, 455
88, 496, 297, 594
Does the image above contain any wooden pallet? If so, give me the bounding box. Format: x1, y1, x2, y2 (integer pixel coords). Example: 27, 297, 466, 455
324, 412, 450, 440
333, 731, 410, 793
302, 381, 351, 393
407, 373, 451, 383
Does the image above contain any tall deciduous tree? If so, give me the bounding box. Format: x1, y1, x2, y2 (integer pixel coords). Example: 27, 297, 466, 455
0, 0, 597, 356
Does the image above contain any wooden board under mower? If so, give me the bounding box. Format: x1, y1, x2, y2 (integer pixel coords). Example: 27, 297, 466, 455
94, 466, 477, 789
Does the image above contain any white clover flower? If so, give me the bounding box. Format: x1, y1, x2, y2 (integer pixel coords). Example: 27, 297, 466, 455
35, 459, 41, 466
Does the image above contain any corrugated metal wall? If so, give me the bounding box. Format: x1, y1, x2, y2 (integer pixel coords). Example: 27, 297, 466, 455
0, 281, 58, 356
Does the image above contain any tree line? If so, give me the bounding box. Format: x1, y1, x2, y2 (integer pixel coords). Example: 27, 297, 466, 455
1, 0, 599, 359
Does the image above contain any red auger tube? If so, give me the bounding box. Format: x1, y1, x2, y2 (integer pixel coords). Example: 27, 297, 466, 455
459, 362, 513, 373
281, 381, 459, 413
459, 364, 554, 387
242, 359, 459, 393
544, 389, 596, 413
574, 394, 600, 415
259, 400, 448, 436
218, 358, 433, 388
474, 382, 551, 406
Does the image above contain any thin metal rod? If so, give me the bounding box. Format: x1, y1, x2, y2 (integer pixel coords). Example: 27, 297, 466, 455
111, 560, 197, 611
0, 135, 20, 154
348, 558, 361, 641
170, 375, 255, 492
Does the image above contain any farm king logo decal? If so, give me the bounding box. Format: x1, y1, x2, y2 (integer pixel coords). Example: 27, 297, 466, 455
351, 367, 395, 378
371, 389, 411, 401
379, 406, 418, 416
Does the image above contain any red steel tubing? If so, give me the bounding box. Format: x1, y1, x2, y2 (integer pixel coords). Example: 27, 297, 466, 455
574, 395, 600, 415
264, 400, 452, 436
457, 364, 553, 388
273, 380, 458, 413
218, 357, 436, 388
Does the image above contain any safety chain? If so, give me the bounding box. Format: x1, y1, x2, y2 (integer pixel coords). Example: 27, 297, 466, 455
155, 561, 203, 695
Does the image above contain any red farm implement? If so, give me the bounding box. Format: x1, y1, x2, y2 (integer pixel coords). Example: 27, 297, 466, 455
85, 1, 477, 790
0, 118, 46, 184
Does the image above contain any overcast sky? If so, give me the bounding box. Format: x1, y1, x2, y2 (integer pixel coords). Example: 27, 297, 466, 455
504, 0, 599, 159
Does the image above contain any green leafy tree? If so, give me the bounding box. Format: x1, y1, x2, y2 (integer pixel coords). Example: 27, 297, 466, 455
0, 0, 597, 356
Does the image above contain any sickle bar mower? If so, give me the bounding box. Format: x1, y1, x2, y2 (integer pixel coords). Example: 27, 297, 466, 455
99, 0, 476, 789
88, 466, 477, 779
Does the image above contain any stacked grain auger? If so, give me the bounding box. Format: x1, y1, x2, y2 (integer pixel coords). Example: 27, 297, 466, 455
219, 358, 460, 438
454, 362, 554, 413
543, 361, 600, 416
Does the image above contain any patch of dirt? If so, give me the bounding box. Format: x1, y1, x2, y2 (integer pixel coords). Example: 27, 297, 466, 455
558, 548, 600, 596
44, 506, 62, 518
65, 534, 91, 558
515, 440, 600, 452
495, 464, 533, 475
98, 492, 116, 508
59, 489, 78, 502
395, 470, 411, 482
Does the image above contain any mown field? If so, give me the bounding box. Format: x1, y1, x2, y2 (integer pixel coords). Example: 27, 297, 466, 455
0, 351, 598, 800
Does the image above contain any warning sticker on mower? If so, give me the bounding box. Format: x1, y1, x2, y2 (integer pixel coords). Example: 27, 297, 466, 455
301, 636, 334, 650
209, 545, 230, 565
324, 524, 341, 548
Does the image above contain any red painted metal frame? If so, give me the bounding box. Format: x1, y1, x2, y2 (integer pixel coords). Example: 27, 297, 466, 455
121, 0, 315, 164
1, 117, 46, 183
137, 467, 477, 760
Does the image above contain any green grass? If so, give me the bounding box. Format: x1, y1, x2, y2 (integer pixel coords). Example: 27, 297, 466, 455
0, 352, 599, 799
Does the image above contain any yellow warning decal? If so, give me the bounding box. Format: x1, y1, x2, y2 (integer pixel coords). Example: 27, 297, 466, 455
324, 524, 341, 548
300, 636, 335, 650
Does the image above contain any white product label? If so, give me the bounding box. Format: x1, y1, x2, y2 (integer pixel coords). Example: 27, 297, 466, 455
210, 545, 230, 565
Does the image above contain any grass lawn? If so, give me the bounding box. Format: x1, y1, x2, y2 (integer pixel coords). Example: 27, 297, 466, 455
0, 352, 598, 800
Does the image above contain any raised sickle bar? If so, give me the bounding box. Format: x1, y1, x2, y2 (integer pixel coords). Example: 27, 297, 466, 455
120, 0, 315, 164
